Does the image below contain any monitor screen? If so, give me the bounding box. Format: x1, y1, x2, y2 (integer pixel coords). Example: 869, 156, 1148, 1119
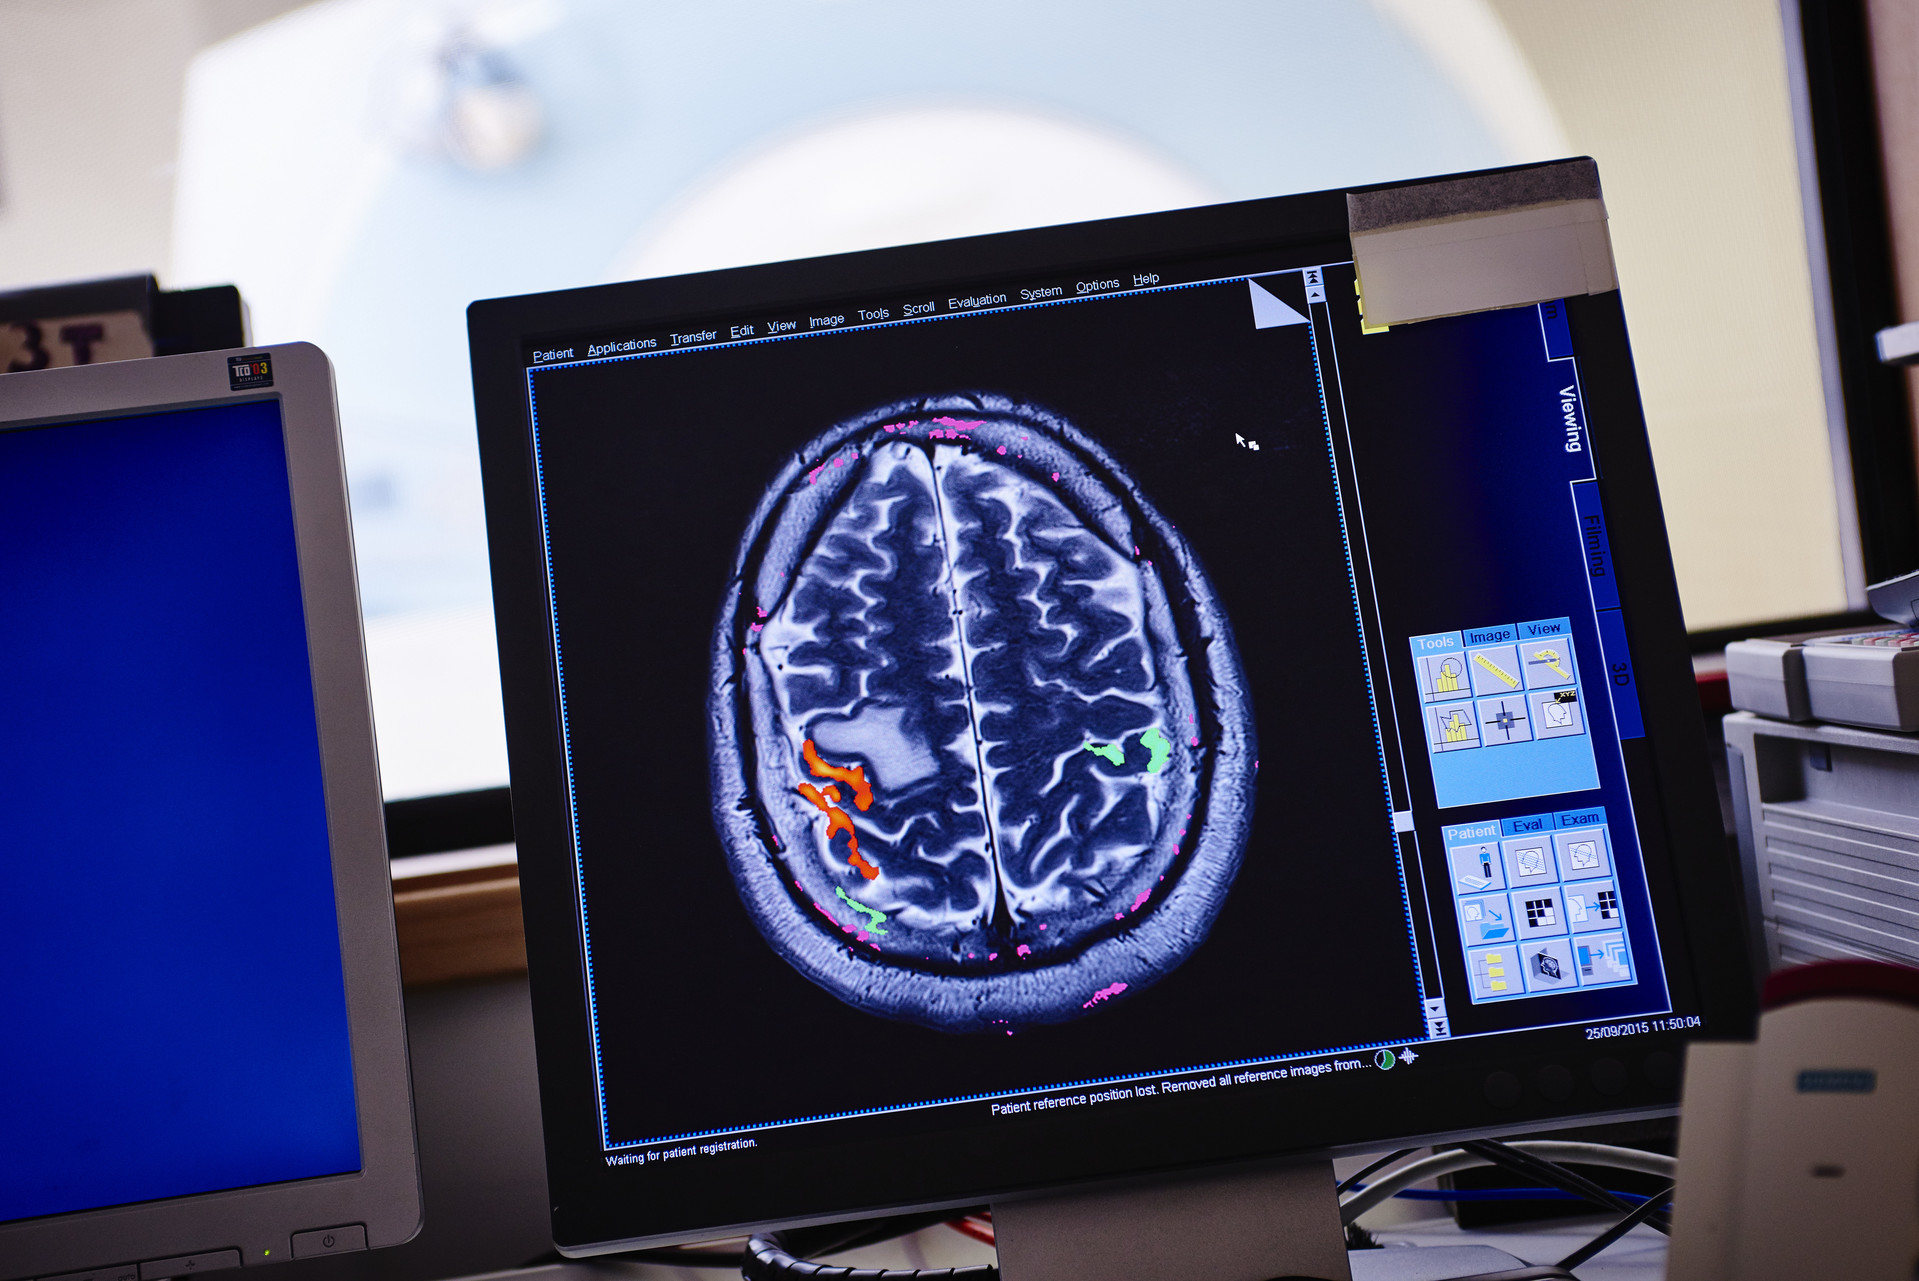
0, 399, 358, 1224
470, 174, 1751, 1251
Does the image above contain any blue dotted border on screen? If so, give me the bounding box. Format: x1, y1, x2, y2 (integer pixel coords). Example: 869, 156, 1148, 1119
524, 268, 1432, 1156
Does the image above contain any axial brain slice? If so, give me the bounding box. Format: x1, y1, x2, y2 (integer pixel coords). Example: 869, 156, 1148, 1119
710, 397, 1255, 1032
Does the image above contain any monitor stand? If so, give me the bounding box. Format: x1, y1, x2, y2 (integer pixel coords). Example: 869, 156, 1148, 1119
991, 1159, 1351, 1281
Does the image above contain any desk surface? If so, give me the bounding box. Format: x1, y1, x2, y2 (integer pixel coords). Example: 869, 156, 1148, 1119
1375, 1214, 1665, 1279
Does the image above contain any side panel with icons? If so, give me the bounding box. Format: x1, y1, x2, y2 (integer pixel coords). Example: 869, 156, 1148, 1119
1443, 807, 1636, 1004
1407, 617, 1600, 809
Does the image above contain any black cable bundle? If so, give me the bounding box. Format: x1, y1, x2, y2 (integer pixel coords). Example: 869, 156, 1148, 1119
742, 1230, 998, 1280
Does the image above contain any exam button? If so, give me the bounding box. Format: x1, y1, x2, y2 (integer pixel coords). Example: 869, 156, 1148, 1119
292, 1225, 367, 1258
139, 1251, 239, 1279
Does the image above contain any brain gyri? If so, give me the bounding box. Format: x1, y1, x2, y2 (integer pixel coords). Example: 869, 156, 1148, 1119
709, 395, 1255, 1032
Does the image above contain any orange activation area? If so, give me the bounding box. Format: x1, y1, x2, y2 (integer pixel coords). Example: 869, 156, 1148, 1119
796, 741, 879, 880
803, 738, 873, 810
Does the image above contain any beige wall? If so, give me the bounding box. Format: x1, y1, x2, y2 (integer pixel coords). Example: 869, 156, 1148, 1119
0, 0, 307, 290
1494, 0, 1852, 630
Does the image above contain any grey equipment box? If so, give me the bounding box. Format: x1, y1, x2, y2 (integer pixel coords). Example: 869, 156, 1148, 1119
1801, 631, 1919, 730
1725, 635, 1816, 722
1724, 711, 1919, 974
1725, 627, 1919, 727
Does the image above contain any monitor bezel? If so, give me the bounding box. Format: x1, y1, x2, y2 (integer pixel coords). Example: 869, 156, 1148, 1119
468, 161, 1755, 1252
0, 343, 420, 1277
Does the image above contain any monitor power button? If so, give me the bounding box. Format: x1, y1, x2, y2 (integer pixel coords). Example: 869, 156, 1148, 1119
290, 1226, 367, 1259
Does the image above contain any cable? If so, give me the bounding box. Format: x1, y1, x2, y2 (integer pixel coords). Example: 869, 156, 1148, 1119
1460, 1141, 1637, 1219
1484, 1141, 1675, 1179
1339, 1142, 1675, 1279
1339, 1147, 1597, 1222
1338, 1141, 1675, 1225
1384, 1186, 1658, 1203
1554, 1183, 1674, 1272
806, 1210, 971, 1255
620, 1140, 1672, 1276
1335, 1147, 1417, 1196
743, 1231, 998, 1280
597, 1208, 979, 1274
1463, 1142, 1670, 1236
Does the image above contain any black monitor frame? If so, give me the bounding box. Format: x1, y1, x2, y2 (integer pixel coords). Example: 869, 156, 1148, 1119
468, 162, 1755, 1253
1792, 0, 1919, 592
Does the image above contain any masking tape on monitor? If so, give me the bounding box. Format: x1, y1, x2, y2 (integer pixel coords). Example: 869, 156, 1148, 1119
1348, 158, 1617, 328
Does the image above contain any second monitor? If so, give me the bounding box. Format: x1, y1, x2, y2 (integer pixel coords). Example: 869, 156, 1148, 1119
467, 159, 1751, 1263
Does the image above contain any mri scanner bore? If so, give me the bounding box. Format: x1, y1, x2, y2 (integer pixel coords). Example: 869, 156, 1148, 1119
709, 396, 1257, 1032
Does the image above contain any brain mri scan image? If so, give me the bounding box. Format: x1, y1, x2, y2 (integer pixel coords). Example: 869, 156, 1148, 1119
709, 394, 1256, 1032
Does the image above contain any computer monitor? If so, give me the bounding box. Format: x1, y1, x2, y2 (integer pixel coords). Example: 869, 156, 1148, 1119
0, 345, 419, 1280
467, 159, 1754, 1270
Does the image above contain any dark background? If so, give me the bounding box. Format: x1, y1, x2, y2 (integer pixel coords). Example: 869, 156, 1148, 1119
528, 278, 1431, 1149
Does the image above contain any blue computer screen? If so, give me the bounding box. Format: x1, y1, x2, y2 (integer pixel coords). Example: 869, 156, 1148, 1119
0, 398, 359, 1224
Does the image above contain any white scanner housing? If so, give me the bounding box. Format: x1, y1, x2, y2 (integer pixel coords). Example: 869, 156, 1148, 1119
1670, 960, 1919, 1281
